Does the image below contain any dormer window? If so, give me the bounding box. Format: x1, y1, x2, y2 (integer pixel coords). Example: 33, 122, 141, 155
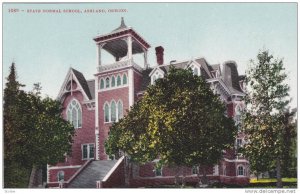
189, 64, 200, 76
151, 71, 163, 84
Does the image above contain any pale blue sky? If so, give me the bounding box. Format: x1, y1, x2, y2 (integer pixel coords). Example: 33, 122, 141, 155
3, 3, 297, 108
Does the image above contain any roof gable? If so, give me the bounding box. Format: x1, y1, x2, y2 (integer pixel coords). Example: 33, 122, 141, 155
57, 68, 94, 101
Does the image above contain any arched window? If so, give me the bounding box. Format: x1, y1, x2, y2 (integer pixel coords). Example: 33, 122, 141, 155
153, 75, 157, 83
117, 100, 123, 120
100, 79, 104, 89
237, 165, 245, 176
192, 166, 198, 174
111, 101, 116, 122
117, 75, 121, 86
67, 99, 82, 128
104, 103, 110, 122
111, 76, 116, 87
105, 77, 110, 88
57, 171, 64, 182
122, 74, 127, 85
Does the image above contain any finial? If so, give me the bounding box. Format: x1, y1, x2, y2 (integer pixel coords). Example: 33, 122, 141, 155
120, 17, 126, 27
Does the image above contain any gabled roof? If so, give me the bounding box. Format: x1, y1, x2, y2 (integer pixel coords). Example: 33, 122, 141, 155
87, 79, 95, 100
72, 68, 93, 100
57, 68, 94, 101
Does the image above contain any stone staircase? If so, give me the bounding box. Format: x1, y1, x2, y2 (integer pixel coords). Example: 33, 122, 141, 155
68, 160, 118, 188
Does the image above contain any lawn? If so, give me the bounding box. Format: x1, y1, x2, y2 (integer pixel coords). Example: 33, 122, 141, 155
250, 178, 297, 183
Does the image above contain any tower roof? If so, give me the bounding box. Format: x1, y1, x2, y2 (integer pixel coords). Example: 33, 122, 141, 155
93, 18, 150, 59
111, 17, 128, 32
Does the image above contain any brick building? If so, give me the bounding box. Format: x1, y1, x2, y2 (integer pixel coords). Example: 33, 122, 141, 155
47, 18, 249, 188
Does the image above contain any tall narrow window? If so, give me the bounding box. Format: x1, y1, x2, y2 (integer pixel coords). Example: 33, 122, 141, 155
105, 77, 110, 88
117, 75, 121, 86
122, 74, 127, 85
57, 171, 64, 182
192, 166, 198, 174
118, 101, 123, 120
100, 79, 104, 89
111, 101, 116, 122
67, 99, 82, 128
111, 76, 116, 87
193, 67, 199, 75
104, 103, 109, 122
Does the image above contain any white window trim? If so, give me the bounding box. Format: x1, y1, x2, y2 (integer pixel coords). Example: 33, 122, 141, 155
105, 76, 110, 89
81, 143, 95, 160
236, 164, 246, 177
99, 78, 105, 89
57, 171, 64, 182
103, 99, 123, 124
103, 101, 110, 123
110, 100, 117, 122
66, 98, 82, 129
111, 75, 116, 87
151, 70, 164, 85
122, 73, 128, 85
192, 165, 199, 175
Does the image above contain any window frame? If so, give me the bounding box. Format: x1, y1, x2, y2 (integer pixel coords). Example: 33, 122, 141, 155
57, 171, 64, 182
104, 102, 110, 123
66, 99, 82, 129
82, 143, 95, 160
237, 165, 246, 176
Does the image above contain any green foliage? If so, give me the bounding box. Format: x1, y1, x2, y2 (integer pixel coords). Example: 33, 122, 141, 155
106, 67, 237, 169
4, 63, 75, 187
242, 49, 292, 186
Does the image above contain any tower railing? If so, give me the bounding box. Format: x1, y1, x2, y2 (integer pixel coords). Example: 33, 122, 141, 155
97, 59, 143, 73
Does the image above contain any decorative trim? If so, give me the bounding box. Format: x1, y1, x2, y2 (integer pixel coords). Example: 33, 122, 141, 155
223, 158, 249, 163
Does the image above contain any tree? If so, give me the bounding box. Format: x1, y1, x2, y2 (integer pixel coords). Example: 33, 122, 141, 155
4, 63, 75, 187
281, 108, 297, 178
106, 67, 237, 186
242, 50, 290, 188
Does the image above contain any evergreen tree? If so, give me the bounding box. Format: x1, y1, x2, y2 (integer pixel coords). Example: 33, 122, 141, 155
4, 63, 75, 187
106, 67, 237, 186
243, 50, 290, 188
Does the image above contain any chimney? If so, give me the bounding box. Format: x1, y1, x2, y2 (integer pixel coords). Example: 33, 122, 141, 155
155, 46, 164, 65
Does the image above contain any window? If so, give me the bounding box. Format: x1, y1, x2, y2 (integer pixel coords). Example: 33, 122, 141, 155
111, 101, 116, 122
235, 105, 242, 125
105, 77, 110, 88
223, 165, 226, 176
237, 165, 245, 176
237, 138, 243, 149
122, 74, 127, 85
67, 99, 82, 128
104, 103, 110, 122
192, 166, 199, 174
155, 167, 162, 176
117, 75, 121, 86
111, 76, 116, 87
100, 79, 104, 89
57, 171, 64, 182
82, 144, 94, 160
117, 101, 123, 120
190, 65, 200, 76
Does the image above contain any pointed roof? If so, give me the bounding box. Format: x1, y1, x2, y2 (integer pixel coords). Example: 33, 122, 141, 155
57, 68, 94, 101
112, 17, 127, 32
71, 68, 93, 100
93, 17, 150, 49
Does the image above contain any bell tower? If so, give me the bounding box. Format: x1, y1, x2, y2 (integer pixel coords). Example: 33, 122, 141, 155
93, 18, 151, 160
93, 17, 151, 71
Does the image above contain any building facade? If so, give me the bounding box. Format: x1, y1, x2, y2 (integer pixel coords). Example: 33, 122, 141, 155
47, 18, 249, 188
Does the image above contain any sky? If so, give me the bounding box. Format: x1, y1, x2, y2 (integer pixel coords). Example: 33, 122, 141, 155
3, 2, 298, 109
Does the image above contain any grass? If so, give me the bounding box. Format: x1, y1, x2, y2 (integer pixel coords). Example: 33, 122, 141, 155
250, 178, 297, 183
